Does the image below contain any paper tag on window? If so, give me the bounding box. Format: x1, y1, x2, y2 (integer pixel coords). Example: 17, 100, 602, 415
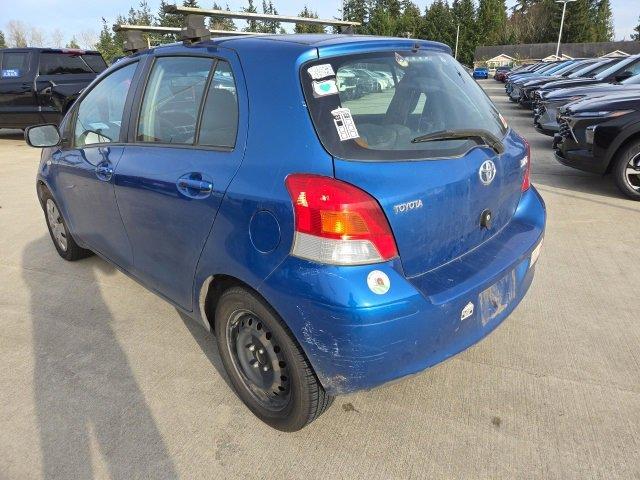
312, 79, 338, 97
1, 69, 20, 78
331, 107, 359, 141
308, 64, 335, 80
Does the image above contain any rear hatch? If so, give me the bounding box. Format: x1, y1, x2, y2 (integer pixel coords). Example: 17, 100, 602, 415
302, 47, 528, 278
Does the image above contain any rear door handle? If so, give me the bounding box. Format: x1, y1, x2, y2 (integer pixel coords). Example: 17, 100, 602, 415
177, 178, 212, 193
95, 162, 114, 181
177, 173, 213, 199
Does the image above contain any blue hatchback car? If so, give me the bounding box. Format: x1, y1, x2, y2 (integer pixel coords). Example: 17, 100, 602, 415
473, 66, 489, 79
25, 34, 546, 431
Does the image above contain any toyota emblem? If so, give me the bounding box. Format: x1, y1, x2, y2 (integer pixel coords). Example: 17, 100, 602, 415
479, 160, 497, 186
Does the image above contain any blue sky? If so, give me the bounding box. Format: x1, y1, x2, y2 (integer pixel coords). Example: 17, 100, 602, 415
2, 0, 638, 46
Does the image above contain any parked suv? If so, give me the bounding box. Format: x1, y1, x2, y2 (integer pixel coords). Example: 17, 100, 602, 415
0, 48, 107, 129
25, 35, 546, 431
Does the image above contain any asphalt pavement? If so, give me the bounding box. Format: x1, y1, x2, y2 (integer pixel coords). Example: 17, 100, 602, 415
1, 79, 639, 479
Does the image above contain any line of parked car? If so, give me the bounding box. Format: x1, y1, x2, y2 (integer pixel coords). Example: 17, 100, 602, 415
498, 55, 640, 200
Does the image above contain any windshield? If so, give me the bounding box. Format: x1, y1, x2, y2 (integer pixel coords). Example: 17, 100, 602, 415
543, 62, 573, 76
302, 51, 506, 161
596, 56, 637, 80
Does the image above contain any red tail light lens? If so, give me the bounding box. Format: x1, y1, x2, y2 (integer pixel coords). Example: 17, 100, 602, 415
522, 138, 531, 192
285, 174, 398, 265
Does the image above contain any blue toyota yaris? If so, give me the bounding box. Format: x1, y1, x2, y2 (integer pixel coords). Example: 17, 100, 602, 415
25, 34, 546, 431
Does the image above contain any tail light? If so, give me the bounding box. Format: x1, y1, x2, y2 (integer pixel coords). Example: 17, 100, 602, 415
521, 138, 531, 192
285, 174, 398, 265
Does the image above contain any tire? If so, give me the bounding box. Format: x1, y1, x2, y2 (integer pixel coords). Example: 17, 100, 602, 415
215, 287, 333, 431
612, 141, 640, 201
41, 190, 93, 261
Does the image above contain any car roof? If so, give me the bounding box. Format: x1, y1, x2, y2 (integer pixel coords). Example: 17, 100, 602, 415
133, 34, 451, 60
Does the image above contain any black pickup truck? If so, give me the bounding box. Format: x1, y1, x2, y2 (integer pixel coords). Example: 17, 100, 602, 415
0, 48, 107, 129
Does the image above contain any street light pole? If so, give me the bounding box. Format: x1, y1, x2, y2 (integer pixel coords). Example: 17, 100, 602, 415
555, 0, 576, 59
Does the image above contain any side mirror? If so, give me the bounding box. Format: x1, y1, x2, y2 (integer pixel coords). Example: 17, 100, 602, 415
24, 124, 61, 148
614, 70, 633, 82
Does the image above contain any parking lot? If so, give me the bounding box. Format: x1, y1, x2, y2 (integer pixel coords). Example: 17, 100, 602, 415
1, 79, 639, 479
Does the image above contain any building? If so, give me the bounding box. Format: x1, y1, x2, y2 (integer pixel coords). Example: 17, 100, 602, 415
474, 40, 640, 67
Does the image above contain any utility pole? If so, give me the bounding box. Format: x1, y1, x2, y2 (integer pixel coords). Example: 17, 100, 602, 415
555, 0, 576, 59
455, 23, 460, 60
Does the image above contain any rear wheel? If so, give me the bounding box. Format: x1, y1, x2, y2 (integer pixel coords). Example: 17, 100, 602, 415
42, 190, 93, 260
612, 141, 640, 201
215, 287, 333, 431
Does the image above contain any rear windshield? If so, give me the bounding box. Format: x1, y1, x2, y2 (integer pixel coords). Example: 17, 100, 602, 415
302, 50, 506, 161
39, 52, 107, 75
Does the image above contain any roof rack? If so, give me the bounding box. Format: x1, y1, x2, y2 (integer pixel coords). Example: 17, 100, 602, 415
163, 4, 360, 31
113, 23, 259, 37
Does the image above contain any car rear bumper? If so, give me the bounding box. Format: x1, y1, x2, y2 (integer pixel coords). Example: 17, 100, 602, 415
259, 188, 546, 395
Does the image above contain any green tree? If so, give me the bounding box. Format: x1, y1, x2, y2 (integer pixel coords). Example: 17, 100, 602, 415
295, 6, 325, 34
0, 31, 6, 48
342, 0, 369, 27
210, 3, 236, 31
633, 15, 640, 40
256, 0, 281, 34
592, 0, 614, 41
451, 0, 477, 65
243, 0, 259, 32
421, 0, 456, 47
562, 0, 594, 43
477, 0, 508, 45
367, 0, 397, 36
395, 1, 422, 38
95, 18, 123, 64
66, 37, 80, 49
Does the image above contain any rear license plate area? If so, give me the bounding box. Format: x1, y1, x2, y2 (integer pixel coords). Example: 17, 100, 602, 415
478, 270, 517, 326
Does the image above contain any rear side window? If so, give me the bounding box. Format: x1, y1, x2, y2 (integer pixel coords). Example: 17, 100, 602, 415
39, 53, 94, 75
198, 60, 238, 148
74, 62, 137, 147
1, 52, 30, 79
137, 57, 213, 144
81, 54, 108, 73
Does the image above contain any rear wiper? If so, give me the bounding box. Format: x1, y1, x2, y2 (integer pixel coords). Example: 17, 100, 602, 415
411, 129, 505, 154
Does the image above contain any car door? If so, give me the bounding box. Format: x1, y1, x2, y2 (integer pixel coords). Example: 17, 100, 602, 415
0, 50, 39, 128
51, 60, 141, 268
114, 53, 246, 310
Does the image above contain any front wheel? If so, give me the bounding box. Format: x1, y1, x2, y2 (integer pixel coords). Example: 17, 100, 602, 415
612, 141, 640, 200
42, 190, 93, 260
215, 287, 333, 431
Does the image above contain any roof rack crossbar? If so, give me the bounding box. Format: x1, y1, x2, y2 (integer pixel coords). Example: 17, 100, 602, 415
113, 24, 260, 37
163, 4, 361, 28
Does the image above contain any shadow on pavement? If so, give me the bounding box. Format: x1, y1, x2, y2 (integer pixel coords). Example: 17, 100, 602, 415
24, 235, 179, 479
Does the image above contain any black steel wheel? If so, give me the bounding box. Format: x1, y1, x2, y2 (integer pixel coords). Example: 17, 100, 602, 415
215, 287, 333, 431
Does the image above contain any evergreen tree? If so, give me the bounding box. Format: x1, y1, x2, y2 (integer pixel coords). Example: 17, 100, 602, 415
451, 0, 477, 65
210, 3, 236, 31
256, 1, 280, 34
395, 1, 422, 38
95, 18, 123, 64
243, 0, 259, 32
295, 6, 326, 34
342, 0, 369, 27
633, 15, 640, 40
367, 0, 397, 36
66, 37, 80, 49
562, 0, 594, 43
421, 0, 455, 47
0, 31, 6, 48
592, 0, 614, 41
477, 0, 508, 46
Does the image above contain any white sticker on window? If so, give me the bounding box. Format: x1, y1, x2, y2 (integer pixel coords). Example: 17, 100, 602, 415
331, 107, 359, 141
312, 79, 338, 97
308, 64, 335, 80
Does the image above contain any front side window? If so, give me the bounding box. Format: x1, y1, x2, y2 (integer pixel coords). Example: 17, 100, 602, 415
303, 51, 506, 161
198, 60, 238, 148
137, 57, 213, 144
74, 62, 137, 147
1, 52, 30, 79
39, 53, 94, 75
